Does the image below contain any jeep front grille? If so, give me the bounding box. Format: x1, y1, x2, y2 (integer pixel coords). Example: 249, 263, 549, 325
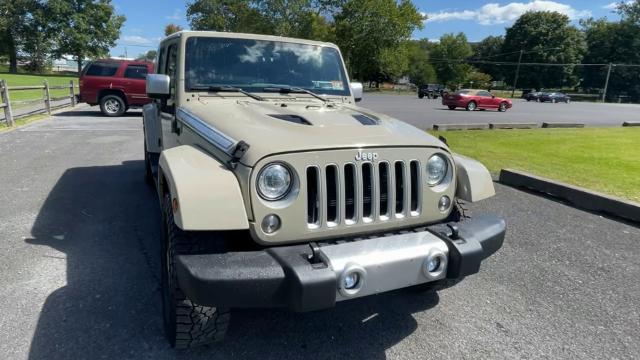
306, 160, 421, 229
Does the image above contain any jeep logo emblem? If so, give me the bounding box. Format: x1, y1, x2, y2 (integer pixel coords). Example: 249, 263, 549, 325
355, 151, 378, 161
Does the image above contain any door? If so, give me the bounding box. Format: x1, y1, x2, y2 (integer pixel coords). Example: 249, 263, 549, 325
476, 91, 496, 108
123, 64, 150, 105
159, 43, 180, 150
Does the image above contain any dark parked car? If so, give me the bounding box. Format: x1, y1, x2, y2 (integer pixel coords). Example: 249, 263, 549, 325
524, 91, 543, 101
539, 92, 571, 103
442, 89, 513, 112
79, 59, 155, 116
418, 84, 445, 99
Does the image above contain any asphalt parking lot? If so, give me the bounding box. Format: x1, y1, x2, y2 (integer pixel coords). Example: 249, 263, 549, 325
1, 107, 639, 359
360, 94, 640, 129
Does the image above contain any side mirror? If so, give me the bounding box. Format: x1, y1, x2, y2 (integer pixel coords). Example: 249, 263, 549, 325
350, 82, 363, 102
146, 74, 170, 99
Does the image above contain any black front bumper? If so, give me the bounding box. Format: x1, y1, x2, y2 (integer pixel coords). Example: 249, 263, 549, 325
175, 214, 506, 312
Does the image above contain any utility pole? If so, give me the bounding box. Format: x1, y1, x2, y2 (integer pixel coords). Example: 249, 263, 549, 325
602, 63, 612, 103
511, 49, 524, 98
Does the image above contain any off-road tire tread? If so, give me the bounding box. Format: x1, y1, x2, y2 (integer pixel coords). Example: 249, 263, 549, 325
162, 194, 230, 349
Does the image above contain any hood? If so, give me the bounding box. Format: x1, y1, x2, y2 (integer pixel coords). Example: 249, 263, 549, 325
183, 97, 447, 166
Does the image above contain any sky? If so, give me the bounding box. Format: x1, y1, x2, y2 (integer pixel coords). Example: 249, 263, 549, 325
109, 0, 624, 58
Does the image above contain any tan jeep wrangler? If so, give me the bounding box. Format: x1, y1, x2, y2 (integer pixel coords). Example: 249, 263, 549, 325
143, 31, 505, 349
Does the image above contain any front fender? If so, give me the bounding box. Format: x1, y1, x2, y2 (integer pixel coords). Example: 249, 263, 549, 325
159, 145, 249, 230
453, 154, 495, 202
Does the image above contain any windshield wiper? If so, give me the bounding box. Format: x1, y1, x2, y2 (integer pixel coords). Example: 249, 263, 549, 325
263, 86, 333, 105
190, 85, 266, 101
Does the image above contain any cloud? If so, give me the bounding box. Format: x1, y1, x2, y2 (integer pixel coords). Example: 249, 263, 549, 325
424, 1, 591, 25
166, 9, 182, 21
120, 35, 163, 46
602, 1, 632, 10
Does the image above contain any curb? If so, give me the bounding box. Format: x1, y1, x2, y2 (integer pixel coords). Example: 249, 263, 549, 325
623, 121, 640, 127
432, 123, 490, 131
499, 169, 640, 223
489, 122, 537, 129
541, 122, 585, 128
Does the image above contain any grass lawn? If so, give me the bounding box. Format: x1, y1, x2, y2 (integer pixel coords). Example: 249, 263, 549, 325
0, 113, 48, 131
0, 72, 78, 106
430, 128, 640, 202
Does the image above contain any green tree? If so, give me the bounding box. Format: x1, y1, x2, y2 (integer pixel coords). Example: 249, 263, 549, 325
431, 33, 473, 89
0, 0, 32, 73
472, 35, 505, 81
186, 0, 271, 33
49, 0, 125, 73
581, 11, 640, 101
164, 23, 183, 36
464, 69, 492, 89
137, 49, 157, 61
335, 0, 424, 83
405, 40, 437, 87
21, 1, 56, 73
502, 11, 585, 89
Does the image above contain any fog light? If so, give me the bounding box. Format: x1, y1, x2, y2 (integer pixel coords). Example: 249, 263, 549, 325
438, 195, 451, 211
423, 251, 447, 278
338, 264, 366, 297
261, 214, 281, 234
343, 272, 360, 290
426, 257, 440, 273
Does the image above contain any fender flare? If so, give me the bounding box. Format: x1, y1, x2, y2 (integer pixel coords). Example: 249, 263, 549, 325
159, 145, 249, 230
453, 154, 495, 202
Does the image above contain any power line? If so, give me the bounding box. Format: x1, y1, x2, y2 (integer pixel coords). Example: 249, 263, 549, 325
427, 59, 640, 67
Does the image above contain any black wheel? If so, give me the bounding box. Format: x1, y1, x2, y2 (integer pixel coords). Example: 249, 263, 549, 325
99, 94, 126, 117
418, 93, 424, 99
498, 102, 508, 112
551, 98, 557, 103
161, 193, 230, 349
447, 105, 456, 110
466, 101, 477, 111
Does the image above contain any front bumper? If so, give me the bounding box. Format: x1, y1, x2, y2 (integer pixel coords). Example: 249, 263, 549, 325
175, 214, 506, 312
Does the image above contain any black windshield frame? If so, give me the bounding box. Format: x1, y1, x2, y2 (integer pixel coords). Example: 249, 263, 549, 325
184, 37, 351, 97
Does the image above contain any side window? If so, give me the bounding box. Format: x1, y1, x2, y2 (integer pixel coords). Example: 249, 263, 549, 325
166, 44, 178, 109
478, 91, 491, 97
157, 46, 166, 75
124, 65, 148, 79
85, 62, 119, 77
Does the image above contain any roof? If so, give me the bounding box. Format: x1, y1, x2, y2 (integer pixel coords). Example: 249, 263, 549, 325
161, 30, 338, 49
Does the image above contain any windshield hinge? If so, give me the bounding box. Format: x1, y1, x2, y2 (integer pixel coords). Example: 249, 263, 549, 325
227, 140, 250, 169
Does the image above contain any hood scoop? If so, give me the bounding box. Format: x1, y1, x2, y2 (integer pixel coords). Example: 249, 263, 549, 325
352, 114, 380, 126
268, 114, 312, 125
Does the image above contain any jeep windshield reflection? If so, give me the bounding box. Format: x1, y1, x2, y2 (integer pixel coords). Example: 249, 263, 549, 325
185, 37, 350, 97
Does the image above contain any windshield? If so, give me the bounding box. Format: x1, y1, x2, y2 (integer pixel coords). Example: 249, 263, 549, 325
185, 37, 350, 96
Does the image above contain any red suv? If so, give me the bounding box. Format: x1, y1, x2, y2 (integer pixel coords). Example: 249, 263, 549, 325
442, 89, 513, 112
79, 59, 155, 116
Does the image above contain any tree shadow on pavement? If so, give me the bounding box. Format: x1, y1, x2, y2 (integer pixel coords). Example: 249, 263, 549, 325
26, 160, 438, 360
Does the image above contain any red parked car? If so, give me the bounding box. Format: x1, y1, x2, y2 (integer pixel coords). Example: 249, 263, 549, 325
442, 89, 513, 112
79, 59, 154, 116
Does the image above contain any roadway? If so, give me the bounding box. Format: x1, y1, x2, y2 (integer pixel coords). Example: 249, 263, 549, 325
360, 94, 640, 129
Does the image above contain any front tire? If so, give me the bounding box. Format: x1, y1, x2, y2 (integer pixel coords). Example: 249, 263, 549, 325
466, 101, 477, 111
418, 93, 424, 99
99, 94, 126, 117
498, 102, 508, 112
161, 193, 230, 349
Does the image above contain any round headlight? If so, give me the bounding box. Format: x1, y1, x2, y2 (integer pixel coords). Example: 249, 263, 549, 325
427, 154, 448, 186
257, 163, 292, 200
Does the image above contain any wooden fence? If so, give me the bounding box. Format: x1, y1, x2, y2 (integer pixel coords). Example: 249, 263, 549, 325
0, 79, 78, 127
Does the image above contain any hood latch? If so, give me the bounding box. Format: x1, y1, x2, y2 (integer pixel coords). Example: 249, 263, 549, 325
227, 141, 250, 169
